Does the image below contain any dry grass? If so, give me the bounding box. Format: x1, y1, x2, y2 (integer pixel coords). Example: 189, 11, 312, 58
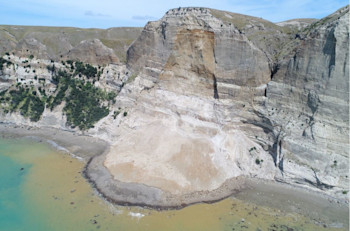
0, 25, 142, 61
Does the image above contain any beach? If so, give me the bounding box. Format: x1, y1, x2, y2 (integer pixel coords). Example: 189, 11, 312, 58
0, 123, 108, 161
0, 122, 348, 229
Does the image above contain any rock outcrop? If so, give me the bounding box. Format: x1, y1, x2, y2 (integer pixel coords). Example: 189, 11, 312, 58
99, 8, 283, 198
265, 6, 349, 193
86, 6, 350, 205
64, 39, 119, 65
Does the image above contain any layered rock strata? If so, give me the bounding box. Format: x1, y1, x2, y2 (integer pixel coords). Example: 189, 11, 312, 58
264, 6, 349, 193
87, 6, 349, 205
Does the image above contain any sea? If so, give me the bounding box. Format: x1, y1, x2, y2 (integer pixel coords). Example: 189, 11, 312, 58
0, 137, 347, 231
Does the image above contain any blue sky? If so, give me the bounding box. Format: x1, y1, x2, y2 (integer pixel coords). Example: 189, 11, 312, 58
0, 0, 348, 28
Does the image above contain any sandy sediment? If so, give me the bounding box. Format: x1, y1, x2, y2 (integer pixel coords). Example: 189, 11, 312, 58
0, 123, 108, 160
0, 122, 248, 208
0, 122, 348, 224
84, 149, 247, 209
237, 178, 349, 229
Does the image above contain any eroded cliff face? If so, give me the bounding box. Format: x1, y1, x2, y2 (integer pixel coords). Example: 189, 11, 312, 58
264, 6, 349, 193
99, 6, 349, 199
101, 8, 282, 194
64, 39, 119, 65
127, 8, 276, 99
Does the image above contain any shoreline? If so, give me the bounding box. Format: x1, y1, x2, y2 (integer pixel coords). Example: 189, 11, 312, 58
84, 148, 248, 209
236, 178, 349, 229
0, 123, 348, 219
0, 123, 108, 161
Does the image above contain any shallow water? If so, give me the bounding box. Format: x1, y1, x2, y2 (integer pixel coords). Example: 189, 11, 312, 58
0, 137, 347, 231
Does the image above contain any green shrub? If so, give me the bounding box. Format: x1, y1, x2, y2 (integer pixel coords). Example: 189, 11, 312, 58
249, 147, 257, 152
64, 80, 109, 130
3, 88, 44, 121
47, 65, 55, 73
73, 61, 97, 78
331, 160, 337, 168
2, 61, 116, 130
0, 57, 12, 71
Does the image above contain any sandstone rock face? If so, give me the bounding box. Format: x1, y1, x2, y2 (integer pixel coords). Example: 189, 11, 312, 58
15, 37, 50, 59
265, 6, 349, 194
99, 6, 349, 203
127, 8, 289, 101
64, 39, 119, 65
102, 7, 287, 196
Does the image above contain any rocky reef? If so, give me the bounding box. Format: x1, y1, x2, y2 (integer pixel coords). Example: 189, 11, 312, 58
0, 6, 348, 207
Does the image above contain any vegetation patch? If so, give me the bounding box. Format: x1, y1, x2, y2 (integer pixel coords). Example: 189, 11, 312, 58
0, 57, 12, 71
1, 87, 44, 122
73, 61, 97, 78
0, 60, 118, 130
47, 65, 116, 130
64, 80, 112, 130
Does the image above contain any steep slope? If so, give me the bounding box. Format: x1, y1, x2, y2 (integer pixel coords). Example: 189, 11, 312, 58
0, 26, 142, 63
276, 18, 317, 31
64, 39, 119, 65
86, 6, 349, 206
87, 8, 282, 205
127, 7, 294, 99
264, 5, 349, 193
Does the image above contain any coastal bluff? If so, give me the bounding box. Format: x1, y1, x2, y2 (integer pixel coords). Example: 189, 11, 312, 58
0, 6, 349, 207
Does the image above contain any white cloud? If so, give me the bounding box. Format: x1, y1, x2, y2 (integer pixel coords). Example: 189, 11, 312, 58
84, 10, 111, 17
0, 0, 348, 28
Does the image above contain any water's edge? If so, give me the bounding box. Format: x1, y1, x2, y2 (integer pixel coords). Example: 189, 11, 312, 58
0, 122, 348, 229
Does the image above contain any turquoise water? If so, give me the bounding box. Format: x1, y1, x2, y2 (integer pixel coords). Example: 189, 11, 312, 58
0, 137, 346, 231
0, 140, 48, 231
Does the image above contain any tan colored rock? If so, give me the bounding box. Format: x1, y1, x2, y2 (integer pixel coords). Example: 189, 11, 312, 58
64, 39, 119, 65
0, 25, 142, 64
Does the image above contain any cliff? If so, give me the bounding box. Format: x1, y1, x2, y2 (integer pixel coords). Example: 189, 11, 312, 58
265, 6, 349, 191
0, 6, 348, 207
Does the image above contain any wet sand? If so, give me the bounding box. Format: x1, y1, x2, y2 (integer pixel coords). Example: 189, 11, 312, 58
85, 149, 247, 209
1, 137, 347, 231
0, 123, 108, 160
0, 122, 348, 229
235, 178, 349, 229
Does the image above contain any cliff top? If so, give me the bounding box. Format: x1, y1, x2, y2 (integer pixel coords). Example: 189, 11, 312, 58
0, 25, 142, 63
